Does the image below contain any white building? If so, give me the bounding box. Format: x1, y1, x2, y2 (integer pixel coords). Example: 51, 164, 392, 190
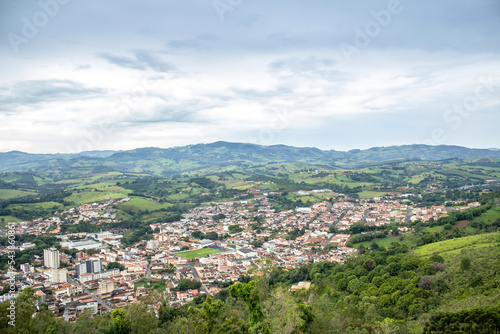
60, 239, 102, 250
50, 268, 68, 283
44, 248, 60, 269
146, 239, 160, 250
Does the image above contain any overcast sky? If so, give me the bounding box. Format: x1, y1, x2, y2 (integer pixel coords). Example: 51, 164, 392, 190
0, 0, 499, 153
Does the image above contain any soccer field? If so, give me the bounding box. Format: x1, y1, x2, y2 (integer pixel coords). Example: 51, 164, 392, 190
175, 248, 223, 259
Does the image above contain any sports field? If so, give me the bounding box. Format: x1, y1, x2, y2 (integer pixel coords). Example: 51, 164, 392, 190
175, 247, 223, 259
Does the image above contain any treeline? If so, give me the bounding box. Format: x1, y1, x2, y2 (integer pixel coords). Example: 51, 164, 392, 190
191, 230, 219, 240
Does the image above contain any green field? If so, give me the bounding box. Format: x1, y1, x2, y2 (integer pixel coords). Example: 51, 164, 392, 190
473, 205, 500, 224
0, 189, 36, 200
407, 175, 426, 184
357, 191, 387, 198
414, 232, 500, 259
65, 188, 132, 205
134, 279, 166, 291
118, 197, 172, 213
0, 215, 23, 227
174, 247, 223, 259
8, 201, 64, 211
422, 225, 445, 233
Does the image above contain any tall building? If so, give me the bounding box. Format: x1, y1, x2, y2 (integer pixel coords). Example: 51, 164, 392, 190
75, 258, 102, 277
43, 248, 60, 269
50, 268, 67, 283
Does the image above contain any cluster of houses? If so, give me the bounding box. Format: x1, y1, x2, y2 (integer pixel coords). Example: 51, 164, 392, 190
0, 188, 485, 322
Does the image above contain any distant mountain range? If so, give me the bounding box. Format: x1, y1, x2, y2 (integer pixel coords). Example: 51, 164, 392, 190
0, 142, 499, 175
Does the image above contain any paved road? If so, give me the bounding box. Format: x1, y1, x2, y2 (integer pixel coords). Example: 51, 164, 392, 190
324, 210, 348, 248
405, 208, 413, 224
189, 262, 212, 296
361, 209, 371, 223
145, 261, 152, 279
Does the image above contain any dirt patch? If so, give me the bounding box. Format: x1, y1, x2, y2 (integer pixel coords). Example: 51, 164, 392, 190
454, 220, 470, 229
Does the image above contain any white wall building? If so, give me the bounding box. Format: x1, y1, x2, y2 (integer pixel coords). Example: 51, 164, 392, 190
44, 248, 60, 269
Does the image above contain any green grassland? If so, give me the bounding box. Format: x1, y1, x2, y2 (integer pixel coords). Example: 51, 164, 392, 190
0, 189, 36, 199
0, 215, 23, 227
0, 215, 23, 223
134, 279, 166, 291
473, 204, 500, 224
65, 188, 132, 205
436, 168, 490, 181
407, 175, 426, 184
422, 225, 445, 233
118, 197, 172, 213
414, 232, 500, 259
8, 201, 64, 211
174, 247, 223, 259
357, 191, 388, 198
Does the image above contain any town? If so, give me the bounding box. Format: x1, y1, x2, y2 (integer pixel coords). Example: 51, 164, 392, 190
0, 189, 481, 322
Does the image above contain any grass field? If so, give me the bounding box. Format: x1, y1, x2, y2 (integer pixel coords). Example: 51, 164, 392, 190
66, 188, 132, 205
407, 175, 426, 184
473, 205, 500, 224
8, 201, 64, 211
414, 232, 500, 259
134, 279, 166, 291
0, 215, 23, 227
118, 197, 172, 213
357, 191, 387, 198
422, 225, 444, 233
0, 189, 36, 200
174, 247, 223, 259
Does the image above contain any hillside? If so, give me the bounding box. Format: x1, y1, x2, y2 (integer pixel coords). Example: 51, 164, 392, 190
1, 142, 500, 175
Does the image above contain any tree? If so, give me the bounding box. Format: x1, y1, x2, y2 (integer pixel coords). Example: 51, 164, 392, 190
263, 287, 305, 334
212, 214, 226, 222
178, 278, 201, 291
229, 281, 267, 332
192, 231, 204, 239
205, 232, 219, 240
107, 262, 126, 271
461, 257, 471, 271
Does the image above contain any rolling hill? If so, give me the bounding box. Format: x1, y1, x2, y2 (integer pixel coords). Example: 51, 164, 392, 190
1, 142, 499, 175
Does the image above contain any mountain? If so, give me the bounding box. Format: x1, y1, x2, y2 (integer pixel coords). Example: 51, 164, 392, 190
1, 142, 499, 175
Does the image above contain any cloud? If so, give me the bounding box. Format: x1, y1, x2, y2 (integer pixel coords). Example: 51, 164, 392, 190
166, 34, 218, 52
267, 33, 305, 48
0, 80, 106, 109
75, 64, 91, 70
97, 49, 176, 73
268, 57, 345, 81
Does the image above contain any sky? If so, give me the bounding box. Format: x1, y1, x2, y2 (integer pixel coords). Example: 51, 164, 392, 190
0, 0, 499, 153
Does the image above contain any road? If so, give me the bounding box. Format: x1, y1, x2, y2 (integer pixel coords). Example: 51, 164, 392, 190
324, 210, 348, 248
189, 262, 212, 296
145, 261, 152, 279
405, 207, 413, 224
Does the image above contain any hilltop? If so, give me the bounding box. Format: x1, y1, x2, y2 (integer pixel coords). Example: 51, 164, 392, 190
1, 142, 499, 175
